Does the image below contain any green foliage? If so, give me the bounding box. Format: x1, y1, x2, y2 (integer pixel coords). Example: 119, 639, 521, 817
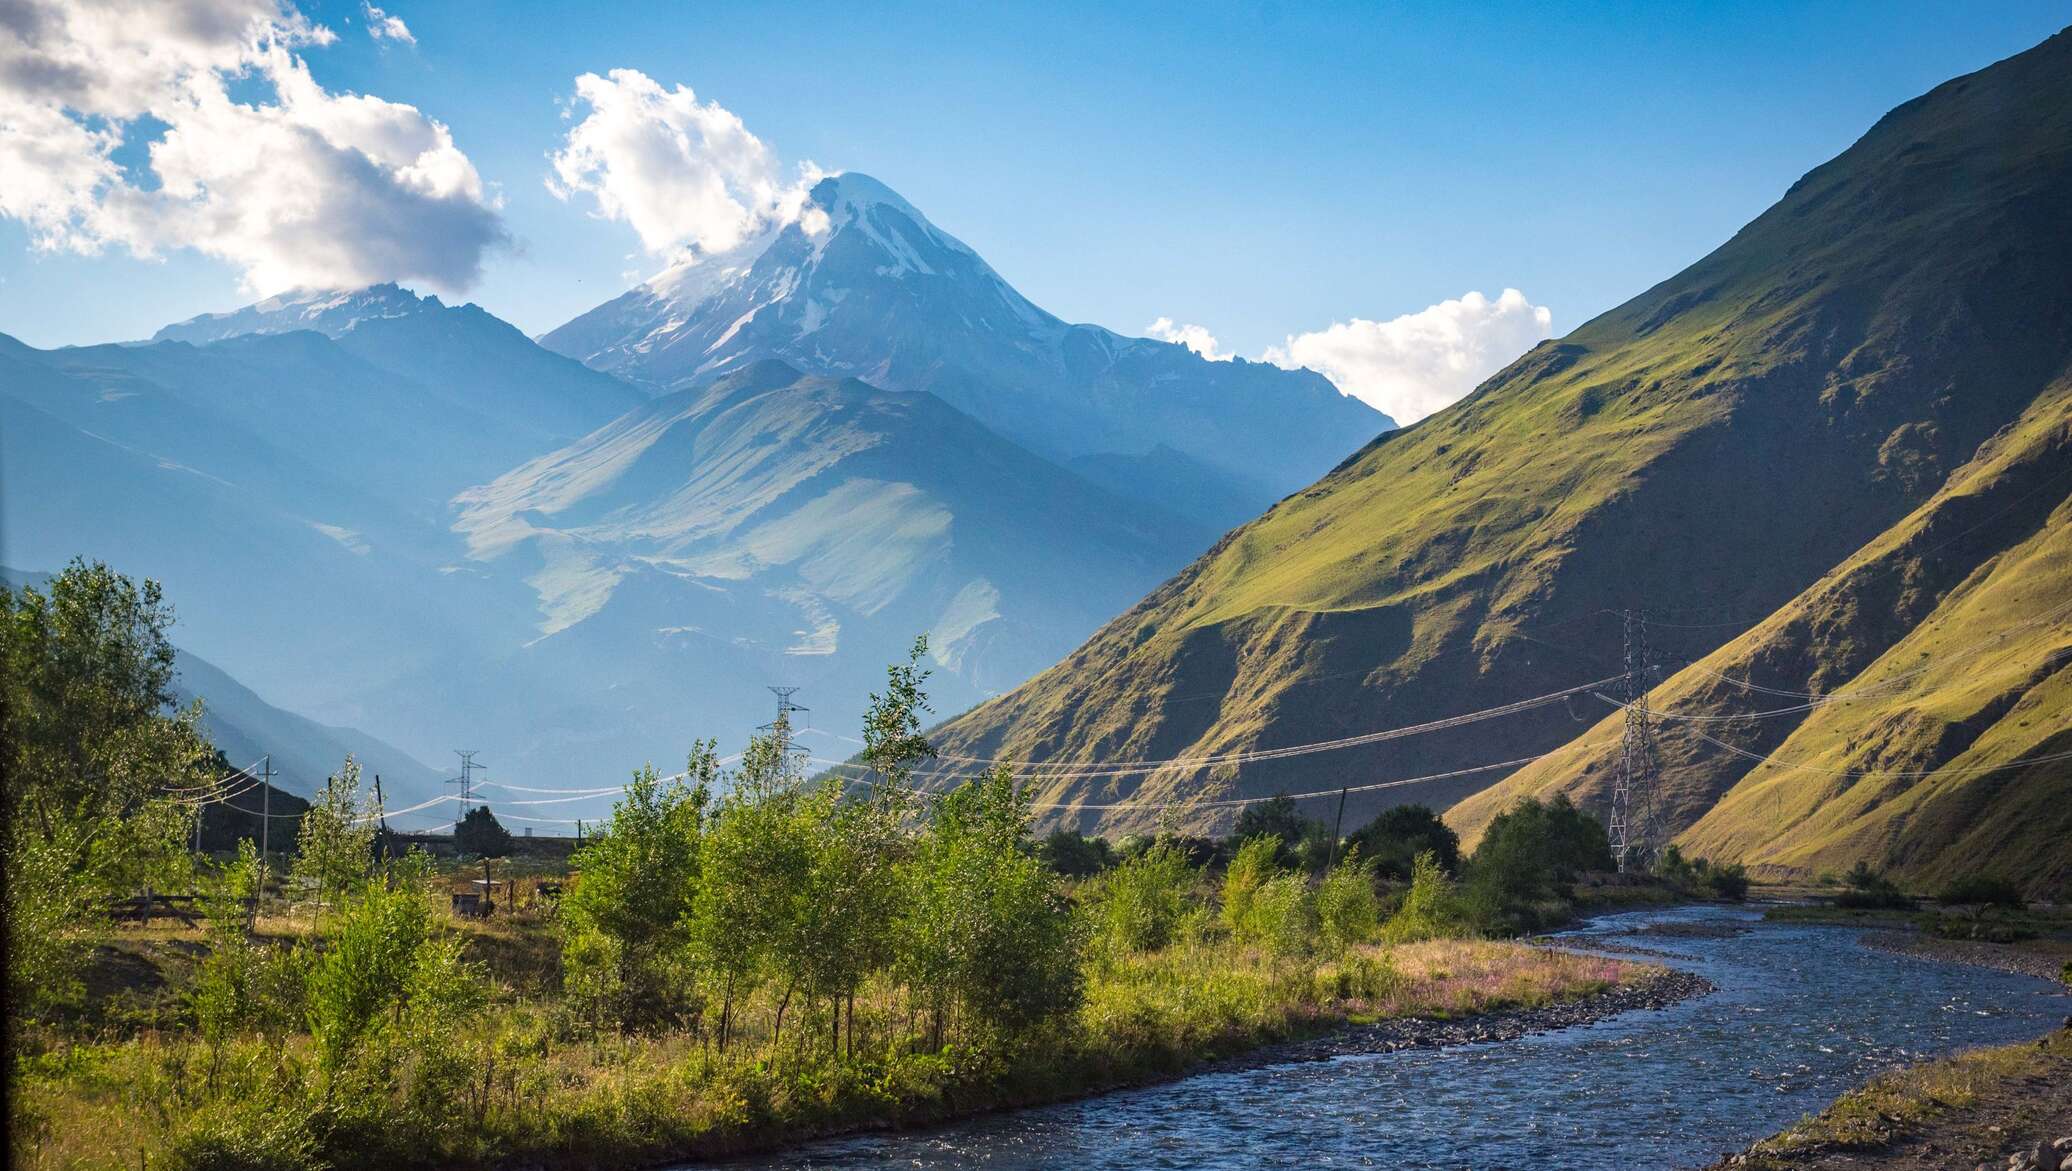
1462, 794, 1613, 932
453, 806, 516, 858
1652, 844, 1750, 901
860, 635, 936, 787
2, 559, 210, 1018
1085, 838, 1196, 954
292, 757, 377, 912
307, 874, 431, 1067
564, 751, 714, 1031
1314, 848, 1381, 954
1219, 835, 1281, 937
900, 765, 1083, 1035
1834, 860, 1913, 909
1935, 873, 2023, 908
1231, 796, 1328, 868
1346, 804, 1461, 880
1382, 850, 1471, 943
1040, 829, 1115, 877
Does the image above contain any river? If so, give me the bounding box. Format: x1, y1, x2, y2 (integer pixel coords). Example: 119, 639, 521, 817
711, 905, 2068, 1169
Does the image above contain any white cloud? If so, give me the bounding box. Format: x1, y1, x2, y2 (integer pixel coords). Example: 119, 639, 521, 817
547, 68, 822, 260
1145, 316, 1232, 362
0, 0, 504, 293
1262, 289, 1553, 424
362, 4, 414, 45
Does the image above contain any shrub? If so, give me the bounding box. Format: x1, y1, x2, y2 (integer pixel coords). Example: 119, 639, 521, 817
1315, 849, 1381, 954
1833, 861, 1912, 909
1462, 794, 1611, 932
1935, 874, 2023, 908
1220, 835, 1281, 937
453, 806, 516, 858
1086, 839, 1196, 954
1040, 829, 1115, 877
1347, 804, 1461, 880
1231, 797, 1329, 869
1244, 873, 1319, 957
1382, 850, 1470, 943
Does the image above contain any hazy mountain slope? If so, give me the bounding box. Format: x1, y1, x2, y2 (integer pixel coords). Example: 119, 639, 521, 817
172, 649, 451, 814
542, 172, 1387, 506
926, 28, 2072, 837
154, 284, 647, 450
0, 563, 449, 817
1447, 374, 2072, 894
2, 289, 643, 714
360, 359, 1215, 783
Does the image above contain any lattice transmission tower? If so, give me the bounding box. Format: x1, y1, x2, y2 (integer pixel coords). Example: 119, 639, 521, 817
1609, 610, 1664, 873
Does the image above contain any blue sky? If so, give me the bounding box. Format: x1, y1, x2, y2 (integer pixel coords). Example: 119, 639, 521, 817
3, 1, 2067, 355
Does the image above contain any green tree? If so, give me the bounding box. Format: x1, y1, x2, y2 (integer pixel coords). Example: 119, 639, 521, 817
293, 756, 377, 912
562, 748, 716, 1032
691, 725, 809, 1049
1347, 804, 1461, 880
2, 560, 211, 1015
1315, 847, 1382, 954
1220, 834, 1282, 938
1463, 794, 1612, 932
1040, 829, 1115, 877
1231, 796, 1328, 868
1381, 850, 1470, 943
453, 805, 516, 858
898, 764, 1081, 1044
1085, 838, 1196, 953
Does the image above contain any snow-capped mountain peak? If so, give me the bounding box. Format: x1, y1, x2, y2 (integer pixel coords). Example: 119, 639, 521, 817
541, 171, 1388, 499
153, 284, 443, 345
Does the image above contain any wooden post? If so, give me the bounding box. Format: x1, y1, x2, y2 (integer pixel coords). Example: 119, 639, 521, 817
1326, 786, 1349, 873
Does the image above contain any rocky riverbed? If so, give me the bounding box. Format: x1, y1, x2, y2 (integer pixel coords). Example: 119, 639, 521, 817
1860, 931, 2072, 985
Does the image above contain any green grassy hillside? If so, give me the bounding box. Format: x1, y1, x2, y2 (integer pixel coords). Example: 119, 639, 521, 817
927, 28, 2072, 843
1448, 377, 2072, 896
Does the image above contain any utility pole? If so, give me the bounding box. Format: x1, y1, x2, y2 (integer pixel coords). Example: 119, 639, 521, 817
1611, 610, 1663, 874
452, 750, 480, 819
259, 754, 275, 910
373, 774, 389, 861
1325, 785, 1349, 873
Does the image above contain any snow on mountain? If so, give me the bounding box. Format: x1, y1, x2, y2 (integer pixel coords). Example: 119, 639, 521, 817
154, 284, 443, 344
542, 173, 1391, 503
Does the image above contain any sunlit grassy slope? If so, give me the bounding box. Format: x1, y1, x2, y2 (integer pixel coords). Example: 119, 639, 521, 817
1449, 377, 2072, 896
929, 28, 2072, 843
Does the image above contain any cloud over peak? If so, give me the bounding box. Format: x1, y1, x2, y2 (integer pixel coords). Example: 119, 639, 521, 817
1264, 289, 1553, 424
547, 68, 822, 263
1145, 316, 1233, 362
0, 0, 503, 294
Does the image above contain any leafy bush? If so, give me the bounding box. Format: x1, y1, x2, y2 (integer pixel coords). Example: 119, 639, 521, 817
1382, 851, 1470, 943
1220, 835, 1281, 937
1085, 838, 1196, 954
1346, 804, 1461, 880
453, 806, 516, 858
1462, 794, 1612, 932
1040, 829, 1115, 877
1314, 849, 1381, 954
1834, 861, 1912, 910
1935, 873, 2023, 908
1653, 844, 1749, 901
564, 753, 714, 1032
1232, 797, 1329, 869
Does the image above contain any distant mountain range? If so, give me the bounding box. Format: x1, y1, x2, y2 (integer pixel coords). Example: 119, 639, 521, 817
541, 172, 1387, 530
924, 29, 2072, 895
3, 175, 1387, 808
